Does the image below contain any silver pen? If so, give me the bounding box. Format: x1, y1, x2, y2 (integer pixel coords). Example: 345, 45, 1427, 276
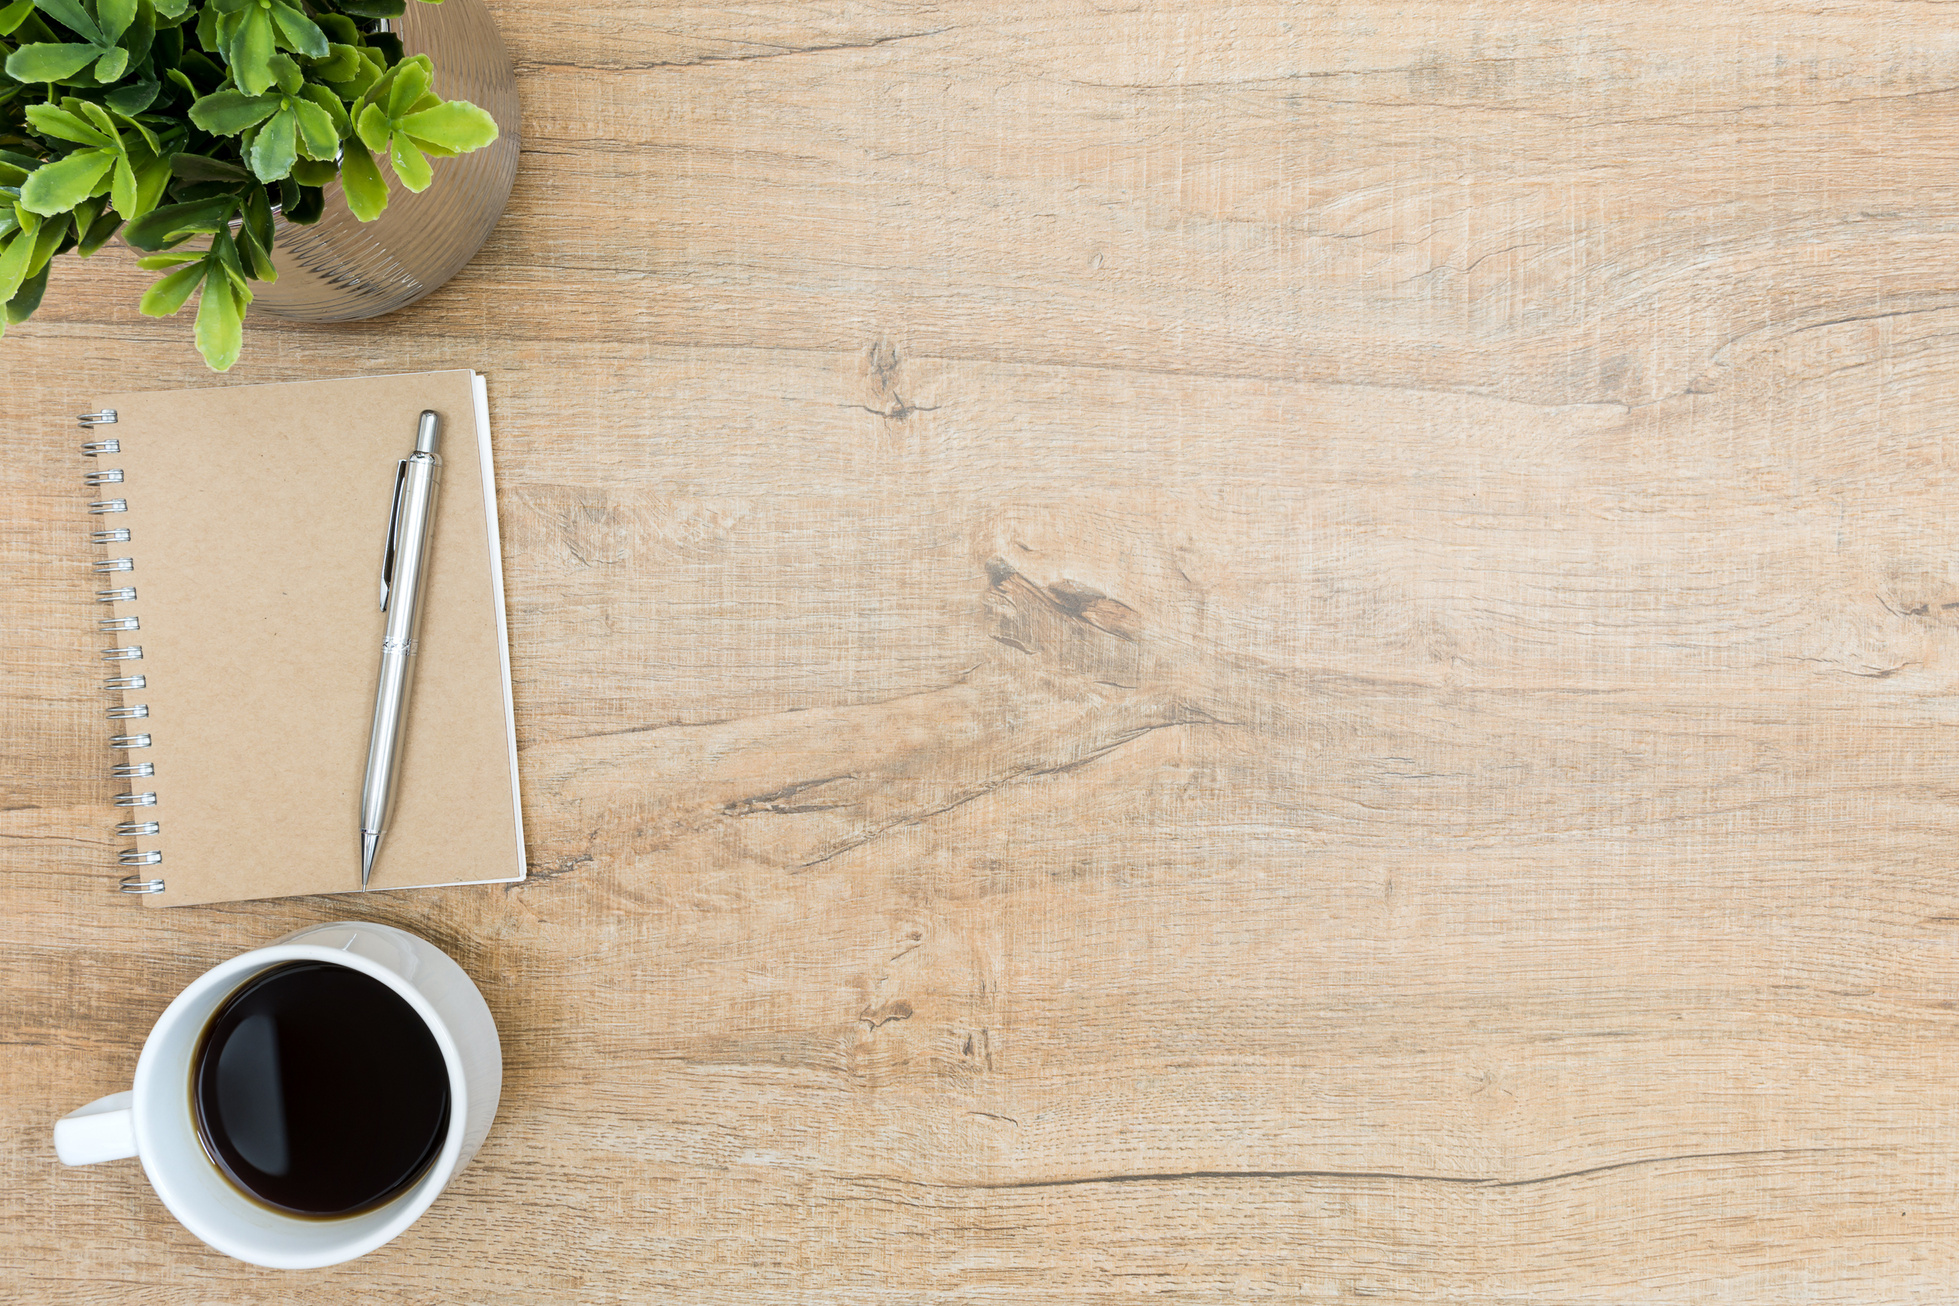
360, 410, 444, 888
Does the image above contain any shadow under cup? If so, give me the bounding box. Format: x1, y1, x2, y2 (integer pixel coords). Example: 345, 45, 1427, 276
131, 938, 474, 1267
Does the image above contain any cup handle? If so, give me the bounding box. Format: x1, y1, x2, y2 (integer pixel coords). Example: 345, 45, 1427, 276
54, 1092, 137, 1166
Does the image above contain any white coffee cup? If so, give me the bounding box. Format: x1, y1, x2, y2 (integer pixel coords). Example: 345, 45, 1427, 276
52, 921, 501, 1269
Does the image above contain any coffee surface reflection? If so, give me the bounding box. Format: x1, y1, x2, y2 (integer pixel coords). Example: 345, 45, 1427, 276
193, 961, 450, 1217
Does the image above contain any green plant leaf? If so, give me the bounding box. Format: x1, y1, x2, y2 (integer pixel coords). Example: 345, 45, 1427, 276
77, 207, 121, 254
385, 56, 430, 119
354, 100, 389, 154
19, 148, 113, 214
352, 58, 399, 111
23, 209, 69, 274
194, 264, 245, 370
117, 0, 155, 64
111, 106, 160, 153
104, 74, 161, 113
135, 251, 199, 268
109, 151, 138, 215
5, 42, 101, 81
226, 3, 275, 94
310, 40, 359, 81
282, 182, 321, 223
120, 193, 233, 248
188, 88, 278, 133
133, 154, 170, 213
138, 254, 203, 313
326, 53, 380, 99
242, 179, 272, 248
169, 151, 251, 181
23, 102, 114, 146
400, 100, 496, 154
0, 0, 36, 36
150, 0, 187, 18
337, 141, 387, 220
0, 220, 39, 303
315, 11, 355, 43
387, 131, 429, 191
291, 96, 336, 159
236, 218, 275, 280
10, 210, 69, 287
333, 0, 403, 17
5, 259, 52, 324
267, 49, 301, 93
92, 45, 128, 80
0, 163, 27, 187
210, 228, 250, 296
246, 103, 295, 179
178, 47, 222, 87
265, 0, 324, 57
72, 99, 124, 145
95, 0, 136, 42
298, 81, 349, 137
168, 180, 234, 202
409, 138, 456, 160
31, 0, 103, 43
288, 158, 334, 186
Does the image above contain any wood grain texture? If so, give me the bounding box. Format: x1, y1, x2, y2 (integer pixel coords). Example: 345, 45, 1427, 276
6, 1, 1959, 1299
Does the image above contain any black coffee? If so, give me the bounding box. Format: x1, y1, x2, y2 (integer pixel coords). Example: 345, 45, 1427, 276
193, 961, 450, 1217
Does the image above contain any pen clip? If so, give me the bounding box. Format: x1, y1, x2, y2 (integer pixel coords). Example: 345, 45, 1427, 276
379, 458, 408, 611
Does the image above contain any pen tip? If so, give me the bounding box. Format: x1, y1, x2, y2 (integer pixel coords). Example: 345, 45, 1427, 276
361, 831, 379, 889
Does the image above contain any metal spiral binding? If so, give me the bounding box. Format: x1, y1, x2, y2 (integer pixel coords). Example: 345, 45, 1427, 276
81, 410, 164, 896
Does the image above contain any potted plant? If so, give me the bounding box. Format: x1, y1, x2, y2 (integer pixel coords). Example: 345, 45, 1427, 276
0, 0, 500, 370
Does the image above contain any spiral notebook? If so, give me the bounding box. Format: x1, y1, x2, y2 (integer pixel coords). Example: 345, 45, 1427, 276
80, 370, 526, 907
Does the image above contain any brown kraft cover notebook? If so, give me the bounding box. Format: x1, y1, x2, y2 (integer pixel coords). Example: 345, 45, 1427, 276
84, 370, 525, 907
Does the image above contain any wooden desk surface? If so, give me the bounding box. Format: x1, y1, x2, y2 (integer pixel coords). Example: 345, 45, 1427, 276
6, 2, 1958, 1299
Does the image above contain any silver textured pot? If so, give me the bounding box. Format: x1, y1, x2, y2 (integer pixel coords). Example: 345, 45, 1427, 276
252, 0, 519, 321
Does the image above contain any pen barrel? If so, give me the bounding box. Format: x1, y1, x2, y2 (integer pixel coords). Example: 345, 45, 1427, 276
360, 448, 442, 840
361, 646, 416, 836
384, 450, 442, 656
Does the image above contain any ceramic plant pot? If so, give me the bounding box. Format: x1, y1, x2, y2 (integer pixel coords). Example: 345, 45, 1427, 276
251, 0, 519, 321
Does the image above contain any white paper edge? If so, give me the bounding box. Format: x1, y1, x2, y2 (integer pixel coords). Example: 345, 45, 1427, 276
371, 371, 527, 891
